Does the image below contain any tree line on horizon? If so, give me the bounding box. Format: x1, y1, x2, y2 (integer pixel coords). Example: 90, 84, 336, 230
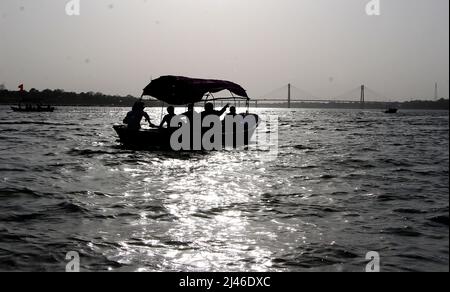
0, 87, 163, 107
0, 86, 448, 110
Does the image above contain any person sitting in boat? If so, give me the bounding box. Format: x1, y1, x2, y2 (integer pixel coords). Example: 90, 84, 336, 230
181, 103, 196, 122
159, 106, 177, 128
201, 102, 229, 120
123, 101, 156, 130
227, 106, 237, 117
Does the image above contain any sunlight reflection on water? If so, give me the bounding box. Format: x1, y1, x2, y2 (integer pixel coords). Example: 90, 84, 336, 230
0, 107, 448, 271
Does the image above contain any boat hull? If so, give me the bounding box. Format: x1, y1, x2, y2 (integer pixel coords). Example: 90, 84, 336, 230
11, 107, 55, 113
385, 108, 398, 114
113, 126, 173, 149
113, 114, 259, 150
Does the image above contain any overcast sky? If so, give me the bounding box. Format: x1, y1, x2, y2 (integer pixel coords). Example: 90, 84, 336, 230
0, 0, 448, 101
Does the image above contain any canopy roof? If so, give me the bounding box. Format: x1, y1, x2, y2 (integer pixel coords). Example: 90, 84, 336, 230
142, 76, 248, 105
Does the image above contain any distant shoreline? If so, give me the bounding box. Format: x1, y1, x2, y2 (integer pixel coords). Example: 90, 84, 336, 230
0, 104, 448, 111
0, 89, 448, 110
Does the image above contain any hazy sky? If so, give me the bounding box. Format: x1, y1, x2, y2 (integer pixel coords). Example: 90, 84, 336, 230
0, 0, 448, 101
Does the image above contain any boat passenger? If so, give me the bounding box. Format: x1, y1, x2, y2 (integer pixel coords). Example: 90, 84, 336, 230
180, 104, 198, 148
181, 104, 196, 122
159, 106, 177, 128
201, 102, 229, 120
123, 101, 156, 130
227, 106, 237, 117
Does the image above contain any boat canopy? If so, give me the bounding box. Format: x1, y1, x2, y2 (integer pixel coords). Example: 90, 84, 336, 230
142, 76, 249, 105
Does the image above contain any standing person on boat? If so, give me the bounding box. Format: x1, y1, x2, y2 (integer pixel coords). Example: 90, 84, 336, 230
159, 106, 177, 128
123, 101, 157, 130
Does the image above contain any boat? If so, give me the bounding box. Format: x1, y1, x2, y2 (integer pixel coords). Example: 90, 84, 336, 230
384, 101, 399, 114
11, 105, 55, 112
113, 114, 259, 149
11, 98, 55, 112
113, 76, 260, 150
385, 108, 398, 114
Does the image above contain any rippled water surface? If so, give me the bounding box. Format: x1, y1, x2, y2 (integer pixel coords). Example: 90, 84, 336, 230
0, 106, 448, 272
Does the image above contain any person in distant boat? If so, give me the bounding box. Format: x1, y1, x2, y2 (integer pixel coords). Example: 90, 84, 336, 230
227, 106, 237, 117
159, 106, 176, 128
123, 101, 156, 130
201, 102, 229, 120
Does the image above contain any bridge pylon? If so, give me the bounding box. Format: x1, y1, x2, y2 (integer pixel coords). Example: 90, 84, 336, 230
288, 83, 291, 108
360, 85, 365, 108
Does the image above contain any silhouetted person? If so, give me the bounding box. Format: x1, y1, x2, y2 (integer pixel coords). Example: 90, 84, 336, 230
160, 106, 176, 128
201, 103, 229, 148
201, 102, 229, 120
180, 103, 198, 149
123, 101, 156, 130
182, 103, 196, 123
227, 106, 237, 117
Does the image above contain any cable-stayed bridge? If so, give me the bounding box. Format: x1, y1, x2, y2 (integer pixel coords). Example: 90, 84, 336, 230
253, 84, 389, 108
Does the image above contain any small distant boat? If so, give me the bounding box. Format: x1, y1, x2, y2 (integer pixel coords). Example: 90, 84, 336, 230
384, 101, 399, 114
11, 105, 55, 113
385, 108, 398, 114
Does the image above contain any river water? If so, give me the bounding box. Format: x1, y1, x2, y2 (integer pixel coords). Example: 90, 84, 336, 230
0, 106, 448, 272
